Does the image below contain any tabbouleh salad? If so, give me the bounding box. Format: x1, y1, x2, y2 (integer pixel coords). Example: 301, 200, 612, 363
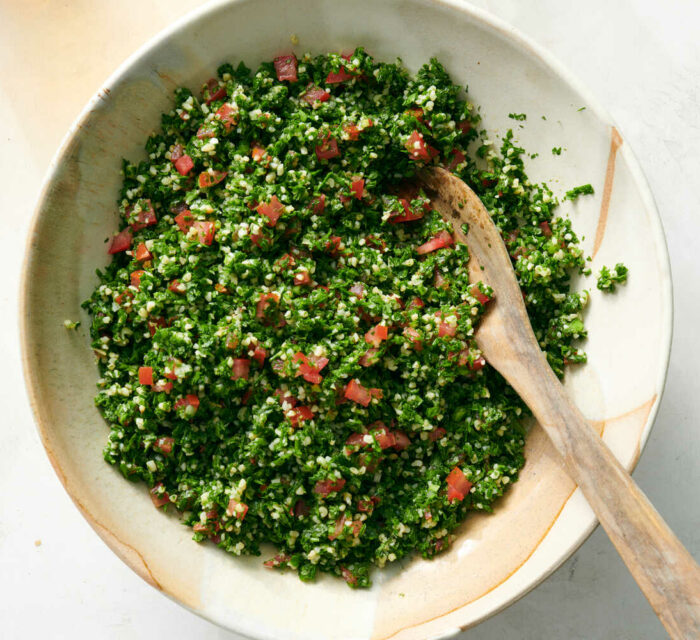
83, 49, 609, 588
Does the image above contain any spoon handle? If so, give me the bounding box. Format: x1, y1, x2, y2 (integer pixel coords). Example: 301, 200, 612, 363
517, 358, 700, 639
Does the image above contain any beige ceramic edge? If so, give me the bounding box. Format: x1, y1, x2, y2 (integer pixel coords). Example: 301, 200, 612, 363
20, 0, 673, 638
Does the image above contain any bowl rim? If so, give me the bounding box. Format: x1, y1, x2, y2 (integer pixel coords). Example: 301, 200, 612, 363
19, 0, 673, 637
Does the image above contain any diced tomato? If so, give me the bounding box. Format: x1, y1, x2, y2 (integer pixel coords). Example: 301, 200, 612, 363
169, 279, 185, 294
539, 221, 552, 237
365, 324, 388, 347
343, 123, 360, 140
150, 483, 170, 508
470, 284, 491, 305
163, 359, 180, 380
256, 292, 280, 320
257, 195, 286, 227
130, 270, 145, 289
481, 177, 498, 188
252, 346, 267, 367
263, 554, 291, 568
345, 432, 368, 451
138, 366, 153, 386
309, 355, 329, 371
447, 148, 466, 172
326, 67, 354, 83
129, 200, 157, 231
406, 107, 424, 122
108, 228, 132, 254
312, 193, 326, 214
192, 220, 215, 245
154, 437, 174, 455
436, 311, 458, 338
215, 103, 238, 132
196, 125, 216, 140
226, 498, 248, 520
446, 467, 473, 502
416, 230, 454, 255
434, 270, 448, 289
293, 499, 310, 518
198, 170, 227, 188
231, 358, 251, 380
152, 381, 173, 393
315, 136, 340, 160
405, 130, 431, 161
301, 85, 330, 105
408, 297, 425, 309
393, 431, 411, 451
174, 209, 194, 232
344, 379, 373, 407
357, 499, 375, 512
134, 242, 152, 261
275, 253, 296, 270
369, 388, 383, 400
372, 423, 395, 449
148, 318, 165, 340
174, 394, 200, 415
274, 388, 297, 407
314, 477, 346, 496
389, 198, 425, 223
274, 54, 298, 82
251, 145, 267, 164
204, 78, 227, 104
328, 514, 347, 540
472, 355, 487, 371
288, 405, 314, 427
325, 235, 342, 256
403, 326, 423, 351
174, 154, 194, 176
349, 283, 365, 298
250, 232, 265, 247
457, 120, 472, 134
341, 567, 358, 586
293, 271, 311, 286
350, 177, 364, 199
292, 352, 326, 384
359, 348, 379, 367
429, 427, 447, 442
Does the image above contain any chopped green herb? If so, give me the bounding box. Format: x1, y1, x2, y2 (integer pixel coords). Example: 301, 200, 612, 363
83, 49, 594, 589
552, 147, 562, 155
564, 184, 595, 201
508, 113, 527, 121
597, 263, 628, 292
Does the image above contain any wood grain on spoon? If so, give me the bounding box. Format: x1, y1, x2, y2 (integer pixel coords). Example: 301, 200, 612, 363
420, 167, 700, 640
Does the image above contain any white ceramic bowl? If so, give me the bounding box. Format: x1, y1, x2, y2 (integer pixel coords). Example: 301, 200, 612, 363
21, 1, 672, 638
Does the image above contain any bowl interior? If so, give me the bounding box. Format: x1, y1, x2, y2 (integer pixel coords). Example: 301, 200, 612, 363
22, 1, 671, 638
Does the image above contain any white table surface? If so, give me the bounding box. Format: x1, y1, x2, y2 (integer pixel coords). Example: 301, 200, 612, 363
2, 1, 699, 638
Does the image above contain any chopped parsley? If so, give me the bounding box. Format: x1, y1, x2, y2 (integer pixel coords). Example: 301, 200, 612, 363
552, 147, 562, 155
508, 113, 527, 121
83, 49, 595, 588
564, 184, 595, 201
597, 263, 628, 292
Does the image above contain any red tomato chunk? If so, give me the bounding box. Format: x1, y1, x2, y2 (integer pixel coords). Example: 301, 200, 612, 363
108, 228, 132, 254
416, 230, 454, 255
274, 54, 298, 82
446, 467, 473, 502
138, 366, 153, 386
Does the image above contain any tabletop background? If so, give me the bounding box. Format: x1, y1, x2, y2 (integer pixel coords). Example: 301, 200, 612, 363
2, 0, 699, 638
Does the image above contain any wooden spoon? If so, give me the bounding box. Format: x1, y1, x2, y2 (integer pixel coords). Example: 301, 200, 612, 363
420, 167, 700, 639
